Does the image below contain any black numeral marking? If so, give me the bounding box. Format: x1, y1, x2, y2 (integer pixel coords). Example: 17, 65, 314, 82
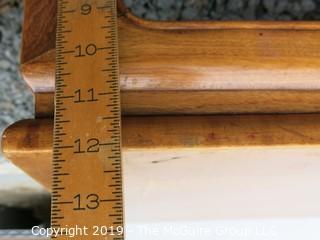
74, 88, 98, 103
74, 138, 100, 153
75, 44, 97, 57
81, 3, 92, 15
73, 193, 100, 210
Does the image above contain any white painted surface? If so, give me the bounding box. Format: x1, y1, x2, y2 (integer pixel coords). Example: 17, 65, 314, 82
126, 218, 320, 240
1, 147, 320, 239
123, 147, 320, 239
0, 161, 49, 207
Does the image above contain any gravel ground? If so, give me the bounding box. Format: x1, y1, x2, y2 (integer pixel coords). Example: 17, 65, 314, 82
126, 0, 320, 20
0, 1, 33, 165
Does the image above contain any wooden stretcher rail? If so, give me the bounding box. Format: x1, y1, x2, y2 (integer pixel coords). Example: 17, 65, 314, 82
35, 91, 320, 117
21, 0, 320, 117
2, 114, 320, 189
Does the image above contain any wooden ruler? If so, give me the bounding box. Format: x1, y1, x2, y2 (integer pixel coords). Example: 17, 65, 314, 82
52, 0, 124, 239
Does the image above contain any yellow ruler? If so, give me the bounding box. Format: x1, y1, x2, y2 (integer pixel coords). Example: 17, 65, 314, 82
52, 0, 124, 239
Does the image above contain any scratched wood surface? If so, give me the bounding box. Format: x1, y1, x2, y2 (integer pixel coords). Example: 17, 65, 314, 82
21, 0, 320, 116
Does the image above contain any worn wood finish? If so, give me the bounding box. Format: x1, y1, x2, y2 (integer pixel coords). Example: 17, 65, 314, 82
21, 0, 56, 63
21, 0, 320, 115
3, 114, 320, 189
2, 119, 53, 188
